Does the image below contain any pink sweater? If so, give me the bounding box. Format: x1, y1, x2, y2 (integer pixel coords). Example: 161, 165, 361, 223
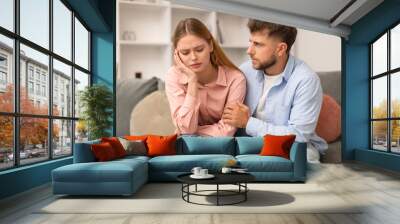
165, 66, 246, 137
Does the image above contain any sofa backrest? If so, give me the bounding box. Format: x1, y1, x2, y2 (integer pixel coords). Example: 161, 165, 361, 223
176, 136, 236, 155
73, 136, 302, 162
73, 139, 100, 163
235, 137, 264, 155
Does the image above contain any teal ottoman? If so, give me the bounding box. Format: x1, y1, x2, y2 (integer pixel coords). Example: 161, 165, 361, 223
52, 156, 148, 196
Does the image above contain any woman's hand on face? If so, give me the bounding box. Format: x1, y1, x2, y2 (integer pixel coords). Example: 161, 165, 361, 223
174, 50, 197, 83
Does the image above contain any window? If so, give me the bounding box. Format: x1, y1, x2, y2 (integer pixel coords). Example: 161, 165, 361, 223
35, 70, 41, 81
74, 69, 89, 118
0, 0, 14, 32
53, 0, 72, 60
53, 59, 72, 117
0, 0, 91, 170
0, 54, 7, 67
371, 23, 400, 154
20, 0, 49, 49
0, 53, 8, 87
42, 85, 46, 97
75, 18, 89, 70
0, 34, 13, 113
28, 67, 34, 80
28, 81, 34, 94
0, 71, 7, 86
36, 83, 40, 95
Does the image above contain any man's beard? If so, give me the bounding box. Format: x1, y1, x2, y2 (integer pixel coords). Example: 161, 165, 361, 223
253, 56, 277, 71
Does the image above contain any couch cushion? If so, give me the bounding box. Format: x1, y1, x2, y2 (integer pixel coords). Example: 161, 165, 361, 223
90, 142, 118, 161
117, 77, 160, 136
130, 90, 176, 136
148, 154, 235, 172
236, 155, 293, 172
177, 136, 235, 155
147, 134, 177, 157
235, 137, 263, 155
259, 134, 296, 159
52, 159, 147, 183
101, 137, 127, 158
115, 155, 150, 163
316, 94, 341, 143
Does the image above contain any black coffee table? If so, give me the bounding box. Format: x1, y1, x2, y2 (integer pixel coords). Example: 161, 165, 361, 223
177, 172, 255, 206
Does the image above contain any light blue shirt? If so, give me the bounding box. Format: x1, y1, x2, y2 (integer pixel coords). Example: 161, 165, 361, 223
240, 55, 328, 153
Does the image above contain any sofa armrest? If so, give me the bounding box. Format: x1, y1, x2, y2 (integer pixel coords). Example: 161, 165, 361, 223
73, 140, 100, 163
289, 142, 307, 182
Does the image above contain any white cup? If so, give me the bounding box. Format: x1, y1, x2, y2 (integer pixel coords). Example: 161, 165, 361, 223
199, 169, 208, 176
221, 167, 231, 174
191, 167, 202, 176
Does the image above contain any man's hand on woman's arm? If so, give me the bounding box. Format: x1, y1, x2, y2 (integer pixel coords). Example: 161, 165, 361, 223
222, 102, 250, 128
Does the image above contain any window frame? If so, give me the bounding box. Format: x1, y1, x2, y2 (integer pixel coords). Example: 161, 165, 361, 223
0, 0, 92, 171
370, 20, 400, 154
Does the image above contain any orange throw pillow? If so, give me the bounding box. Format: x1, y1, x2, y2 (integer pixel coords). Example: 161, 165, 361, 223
260, 134, 296, 159
124, 135, 148, 141
101, 137, 127, 158
91, 142, 117, 161
146, 134, 177, 157
316, 94, 341, 143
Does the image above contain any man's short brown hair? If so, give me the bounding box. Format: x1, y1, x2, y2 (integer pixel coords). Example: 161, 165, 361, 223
247, 19, 297, 53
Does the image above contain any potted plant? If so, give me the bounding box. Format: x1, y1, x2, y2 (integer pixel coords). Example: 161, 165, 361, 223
79, 84, 113, 140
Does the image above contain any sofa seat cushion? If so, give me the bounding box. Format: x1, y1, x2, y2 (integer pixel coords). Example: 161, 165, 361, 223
116, 155, 150, 163
236, 155, 293, 172
149, 154, 235, 172
52, 159, 147, 183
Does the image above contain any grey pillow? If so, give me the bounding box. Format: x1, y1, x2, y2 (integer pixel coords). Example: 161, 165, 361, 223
116, 77, 160, 136
118, 137, 147, 156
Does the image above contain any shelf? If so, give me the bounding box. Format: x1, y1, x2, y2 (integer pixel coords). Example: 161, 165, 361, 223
119, 40, 170, 46
119, 0, 169, 9
117, 1, 249, 81
171, 4, 207, 12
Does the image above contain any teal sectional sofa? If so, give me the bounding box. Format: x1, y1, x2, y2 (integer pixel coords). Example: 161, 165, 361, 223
52, 136, 307, 196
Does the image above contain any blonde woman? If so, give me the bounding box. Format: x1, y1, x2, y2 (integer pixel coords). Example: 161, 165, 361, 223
165, 18, 246, 137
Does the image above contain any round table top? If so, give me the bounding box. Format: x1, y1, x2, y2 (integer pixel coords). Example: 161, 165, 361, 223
177, 172, 255, 185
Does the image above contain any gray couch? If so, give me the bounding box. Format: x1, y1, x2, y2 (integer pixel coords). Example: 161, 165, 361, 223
117, 71, 342, 163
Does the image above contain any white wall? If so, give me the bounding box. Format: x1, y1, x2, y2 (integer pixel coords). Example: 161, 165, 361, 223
293, 29, 341, 72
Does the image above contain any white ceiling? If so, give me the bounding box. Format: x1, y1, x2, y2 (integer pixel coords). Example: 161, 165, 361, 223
226, 0, 352, 22
169, 0, 384, 38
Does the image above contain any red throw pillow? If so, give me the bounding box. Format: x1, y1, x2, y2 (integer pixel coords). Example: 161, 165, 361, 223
316, 94, 341, 143
146, 134, 177, 157
260, 134, 296, 159
101, 137, 126, 158
91, 142, 117, 162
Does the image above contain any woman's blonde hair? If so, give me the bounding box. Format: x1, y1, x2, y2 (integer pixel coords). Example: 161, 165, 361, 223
172, 18, 239, 71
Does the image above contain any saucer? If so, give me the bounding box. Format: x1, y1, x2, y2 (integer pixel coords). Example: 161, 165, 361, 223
190, 174, 215, 179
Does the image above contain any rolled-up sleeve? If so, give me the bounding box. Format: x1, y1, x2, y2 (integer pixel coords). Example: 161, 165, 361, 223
197, 72, 247, 137
165, 68, 201, 134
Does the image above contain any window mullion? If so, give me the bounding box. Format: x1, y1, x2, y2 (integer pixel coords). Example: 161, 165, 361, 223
49, 0, 54, 160
370, 45, 373, 149
71, 10, 76, 154
13, 0, 20, 167
388, 30, 391, 152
